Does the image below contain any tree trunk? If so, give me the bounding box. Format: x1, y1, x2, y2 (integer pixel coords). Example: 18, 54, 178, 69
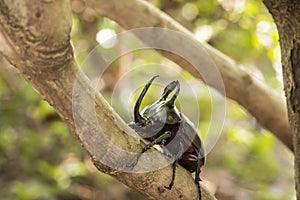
263, 0, 300, 199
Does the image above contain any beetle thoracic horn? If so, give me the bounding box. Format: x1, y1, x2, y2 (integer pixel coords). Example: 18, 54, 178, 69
160, 80, 178, 100
134, 75, 159, 123
169, 80, 180, 105
160, 80, 180, 106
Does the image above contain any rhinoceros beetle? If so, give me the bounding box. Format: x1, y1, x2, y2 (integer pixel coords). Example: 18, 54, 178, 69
127, 75, 205, 200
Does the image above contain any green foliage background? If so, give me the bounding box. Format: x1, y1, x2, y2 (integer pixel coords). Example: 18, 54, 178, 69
0, 0, 294, 199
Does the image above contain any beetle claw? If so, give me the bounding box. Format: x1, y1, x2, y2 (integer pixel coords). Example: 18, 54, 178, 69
157, 186, 166, 193
126, 152, 144, 170
164, 185, 172, 190
126, 159, 138, 170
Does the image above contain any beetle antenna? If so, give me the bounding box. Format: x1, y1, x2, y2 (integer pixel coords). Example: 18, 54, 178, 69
169, 80, 180, 105
134, 75, 159, 123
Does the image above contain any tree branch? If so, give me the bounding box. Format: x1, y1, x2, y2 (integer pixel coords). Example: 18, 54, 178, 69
0, 0, 215, 199
86, 0, 292, 151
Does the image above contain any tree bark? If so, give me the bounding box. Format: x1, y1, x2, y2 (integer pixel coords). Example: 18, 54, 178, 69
0, 0, 215, 199
86, 0, 292, 152
263, 0, 300, 199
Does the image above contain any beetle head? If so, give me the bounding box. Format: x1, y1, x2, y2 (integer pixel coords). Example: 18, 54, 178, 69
133, 76, 181, 126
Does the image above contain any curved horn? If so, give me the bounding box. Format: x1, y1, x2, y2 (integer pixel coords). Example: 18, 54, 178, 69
160, 80, 178, 100
169, 80, 180, 105
134, 75, 159, 122
160, 80, 180, 106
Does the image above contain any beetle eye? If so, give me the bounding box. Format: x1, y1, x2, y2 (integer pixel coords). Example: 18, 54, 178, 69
142, 118, 152, 127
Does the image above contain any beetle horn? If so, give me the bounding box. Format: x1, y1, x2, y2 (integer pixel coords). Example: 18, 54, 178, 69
160, 80, 180, 106
169, 80, 180, 105
134, 75, 159, 123
160, 81, 177, 100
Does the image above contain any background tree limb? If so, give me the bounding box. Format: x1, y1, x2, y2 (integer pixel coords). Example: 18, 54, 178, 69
0, 0, 215, 199
86, 0, 292, 151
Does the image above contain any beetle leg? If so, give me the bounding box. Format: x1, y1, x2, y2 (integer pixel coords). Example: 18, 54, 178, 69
127, 131, 172, 169
164, 141, 185, 190
142, 130, 172, 153
195, 158, 202, 200
164, 160, 177, 190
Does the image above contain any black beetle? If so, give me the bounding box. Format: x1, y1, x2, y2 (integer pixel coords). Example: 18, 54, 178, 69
127, 75, 205, 200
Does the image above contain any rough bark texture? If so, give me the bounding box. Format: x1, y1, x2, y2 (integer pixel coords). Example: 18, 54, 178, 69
263, 0, 300, 199
86, 0, 292, 151
0, 0, 215, 199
